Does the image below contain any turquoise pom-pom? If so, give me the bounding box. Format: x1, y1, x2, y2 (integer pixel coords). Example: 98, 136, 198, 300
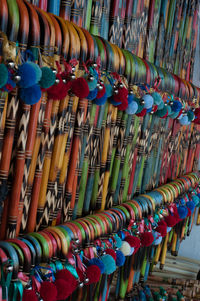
87, 88, 98, 100
116, 250, 125, 267
166, 105, 172, 115
151, 92, 162, 106
169, 111, 179, 119
157, 100, 164, 110
101, 254, 116, 275
187, 110, 195, 122
135, 99, 144, 113
0, 64, 8, 88
18, 62, 40, 88
114, 234, 122, 248
142, 94, 154, 109
94, 91, 107, 105
40, 67, 56, 89
88, 258, 105, 274
156, 105, 168, 117
20, 84, 42, 105
126, 100, 138, 115
86, 76, 98, 91
179, 115, 190, 125
105, 84, 113, 98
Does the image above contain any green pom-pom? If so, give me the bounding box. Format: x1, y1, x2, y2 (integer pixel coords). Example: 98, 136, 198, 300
0, 64, 8, 88
187, 110, 195, 122
40, 67, 56, 89
134, 97, 143, 113
156, 105, 168, 117
151, 92, 162, 106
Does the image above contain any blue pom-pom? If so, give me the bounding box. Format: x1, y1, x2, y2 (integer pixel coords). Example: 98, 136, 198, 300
139, 290, 147, 301
142, 94, 154, 109
87, 88, 98, 100
88, 258, 105, 274
114, 234, 122, 248
146, 107, 152, 113
105, 84, 113, 98
18, 62, 39, 88
171, 100, 182, 112
94, 91, 107, 105
186, 201, 195, 213
27, 62, 42, 82
179, 115, 190, 125
116, 250, 125, 267
126, 100, 138, 115
20, 84, 41, 105
177, 205, 188, 219
109, 97, 121, 106
101, 254, 116, 275
128, 94, 134, 104
118, 230, 125, 240
0, 64, 8, 88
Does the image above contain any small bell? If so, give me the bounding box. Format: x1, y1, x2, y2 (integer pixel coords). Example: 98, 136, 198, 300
55, 78, 60, 84
5, 264, 13, 273
113, 88, 119, 95
140, 99, 145, 105
191, 107, 195, 112
129, 89, 133, 95
84, 278, 89, 284
71, 66, 76, 72
73, 248, 79, 254
70, 73, 76, 80
100, 79, 104, 85
79, 282, 84, 288
98, 85, 103, 90
88, 74, 95, 81
150, 110, 154, 115
169, 101, 174, 105
119, 83, 124, 89
96, 83, 100, 88
62, 79, 67, 84
164, 102, 168, 106
93, 63, 98, 68
75, 238, 80, 244
52, 68, 57, 75
7, 61, 15, 69
13, 75, 21, 83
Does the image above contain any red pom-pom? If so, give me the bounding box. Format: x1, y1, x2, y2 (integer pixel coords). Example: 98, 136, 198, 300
140, 232, 154, 247
156, 220, 167, 237
187, 208, 191, 217
105, 248, 117, 261
165, 214, 177, 227
113, 87, 128, 111
173, 205, 181, 223
71, 77, 89, 98
86, 265, 101, 284
124, 236, 141, 253
55, 269, 77, 290
40, 281, 57, 301
47, 75, 71, 100
55, 279, 75, 300
96, 85, 106, 99
136, 108, 147, 117
195, 108, 200, 119
22, 289, 38, 301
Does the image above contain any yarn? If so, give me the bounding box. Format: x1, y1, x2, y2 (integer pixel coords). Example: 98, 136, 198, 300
22, 290, 38, 301
88, 258, 105, 274
40, 281, 57, 301
96, 85, 106, 99
140, 232, 154, 247
116, 250, 125, 267
142, 94, 154, 109
20, 84, 41, 105
110, 97, 121, 106
105, 248, 116, 261
101, 254, 116, 275
120, 241, 131, 256
87, 88, 98, 100
40, 67, 56, 89
18, 62, 40, 88
71, 77, 89, 98
128, 94, 134, 104
86, 265, 101, 284
0, 64, 8, 88
152, 231, 162, 245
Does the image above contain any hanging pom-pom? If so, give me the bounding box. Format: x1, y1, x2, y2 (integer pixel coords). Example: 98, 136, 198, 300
179, 115, 190, 125
0, 64, 8, 88
152, 231, 162, 245
39, 67, 56, 89
114, 234, 122, 248
194, 108, 200, 119
18, 62, 40, 88
55, 269, 77, 289
177, 205, 188, 219
140, 232, 154, 247
126, 100, 138, 115
169, 111, 179, 119
47, 76, 71, 100
105, 248, 116, 261
171, 100, 182, 112
156, 106, 168, 118
116, 250, 125, 267
20, 84, 41, 105
105, 83, 113, 98
22, 289, 38, 301
165, 214, 177, 227
88, 258, 105, 274
120, 241, 131, 256
187, 110, 195, 122
113, 86, 128, 111
136, 108, 147, 117
100, 254, 116, 275
96, 84, 106, 99
85, 76, 97, 91
135, 99, 144, 114
54, 279, 75, 300
155, 220, 167, 237
71, 77, 89, 98
94, 91, 107, 105
151, 92, 163, 107
87, 88, 98, 100
86, 265, 101, 284
142, 94, 154, 109
186, 201, 195, 213
124, 235, 141, 254
28, 62, 42, 82
192, 195, 200, 207
40, 281, 57, 301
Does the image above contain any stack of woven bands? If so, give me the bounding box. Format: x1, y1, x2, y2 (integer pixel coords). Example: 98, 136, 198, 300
0, 173, 199, 300
0, 0, 200, 301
